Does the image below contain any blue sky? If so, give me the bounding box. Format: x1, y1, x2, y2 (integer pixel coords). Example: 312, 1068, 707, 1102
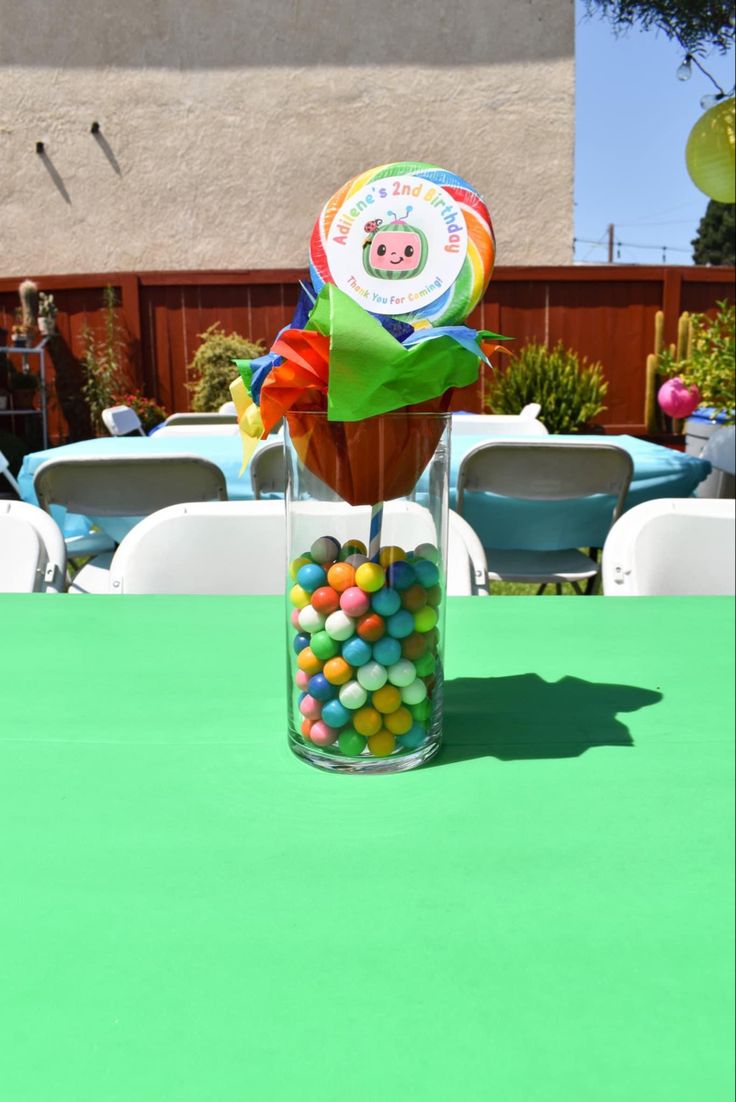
574, 0, 735, 264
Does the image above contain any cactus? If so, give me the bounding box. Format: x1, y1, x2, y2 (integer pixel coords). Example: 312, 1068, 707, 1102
19, 279, 39, 331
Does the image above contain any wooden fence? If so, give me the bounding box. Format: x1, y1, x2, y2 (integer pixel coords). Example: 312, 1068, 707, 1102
1, 265, 733, 447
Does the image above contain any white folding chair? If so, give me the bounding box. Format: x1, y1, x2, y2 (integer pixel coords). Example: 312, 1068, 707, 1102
251, 441, 287, 499
218, 401, 237, 415
163, 412, 237, 427
602, 498, 735, 596
456, 441, 634, 594
0, 500, 66, 593
108, 500, 483, 596
101, 405, 145, 437
1, 448, 21, 497
699, 426, 735, 499
34, 454, 227, 594
450, 413, 548, 438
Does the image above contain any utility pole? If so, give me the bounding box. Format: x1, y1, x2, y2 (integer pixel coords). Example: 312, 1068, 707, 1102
607, 224, 615, 264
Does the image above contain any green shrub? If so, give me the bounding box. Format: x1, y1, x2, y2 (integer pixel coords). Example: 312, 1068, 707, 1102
487, 341, 608, 434
187, 324, 265, 412
81, 286, 130, 435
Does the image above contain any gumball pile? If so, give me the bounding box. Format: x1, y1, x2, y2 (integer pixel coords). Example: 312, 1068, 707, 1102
289, 534, 443, 759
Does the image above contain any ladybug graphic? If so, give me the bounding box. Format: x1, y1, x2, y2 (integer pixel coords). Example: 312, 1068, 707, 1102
363, 218, 383, 234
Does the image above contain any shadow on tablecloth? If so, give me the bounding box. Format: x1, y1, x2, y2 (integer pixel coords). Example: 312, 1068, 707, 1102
438, 674, 662, 764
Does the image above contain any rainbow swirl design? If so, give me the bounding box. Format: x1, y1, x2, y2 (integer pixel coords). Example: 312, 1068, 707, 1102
309, 162, 495, 327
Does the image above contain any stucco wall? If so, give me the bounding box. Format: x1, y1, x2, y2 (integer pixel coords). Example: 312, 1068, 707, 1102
0, 0, 574, 276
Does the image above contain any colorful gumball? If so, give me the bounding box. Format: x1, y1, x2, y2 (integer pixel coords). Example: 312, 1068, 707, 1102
401, 632, 427, 660
400, 584, 427, 612
372, 684, 402, 714
308, 673, 337, 702
385, 706, 413, 736
657, 377, 701, 419
356, 661, 388, 692
342, 636, 373, 667
325, 610, 356, 641
414, 652, 437, 678
297, 562, 327, 593
290, 608, 302, 628
426, 584, 442, 608
367, 730, 396, 757
340, 539, 366, 560
301, 718, 313, 739
344, 553, 369, 569
289, 584, 311, 609
387, 658, 417, 687
338, 730, 367, 756
310, 630, 340, 661
414, 559, 440, 588
298, 605, 326, 634
385, 560, 415, 591
352, 706, 383, 737
372, 636, 402, 667
338, 680, 368, 710
290, 555, 312, 580
409, 698, 432, 724
310, 720, 339, 747
386, 609, 415, 639
414, 543, 439, 563
295, 669, 309, 690
356, 612, 386, 643
311, 586, 341, 615
311, 535, 341, 564
323, 657, 354, 686
322, 698, 351, 729
355, 562, 386, 593
299, 694, 323, 721
397, 722, 428, 750
371, 587, 402, 617
293, 632, 311, 655
413, 606, 438, 633
296, 647, 323, 676
340, 586, 371, 617
378, 545, 406, 567
401, 678, 428, 705
327, 562, 356, 593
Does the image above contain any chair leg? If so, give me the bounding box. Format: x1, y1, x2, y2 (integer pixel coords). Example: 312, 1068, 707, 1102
571, 580, 583, 595
554, 583, 562, 595
536, 583, 547, 595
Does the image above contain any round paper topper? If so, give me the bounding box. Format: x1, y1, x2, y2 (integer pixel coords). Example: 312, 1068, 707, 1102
309, 162, 495, 326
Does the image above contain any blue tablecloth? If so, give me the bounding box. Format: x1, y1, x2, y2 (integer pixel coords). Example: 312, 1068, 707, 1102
19, 432, 711, 551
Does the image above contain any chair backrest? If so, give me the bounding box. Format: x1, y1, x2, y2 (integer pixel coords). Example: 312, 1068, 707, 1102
33, 455, 227, 517
699, 425, 735, 498
456, 441, 633, 522
163, 412, 237, 427
1, 448, 21, 496
101, 404, 145, 436
251, 441, 287, 499
602, 497, 735, 596
448, 510, 488, 595
0, 500, 67, 592
450, 413, 548, 438
108, 500, 483, 596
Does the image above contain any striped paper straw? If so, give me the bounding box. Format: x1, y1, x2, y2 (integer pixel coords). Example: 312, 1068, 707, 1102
369, 501, 384, 562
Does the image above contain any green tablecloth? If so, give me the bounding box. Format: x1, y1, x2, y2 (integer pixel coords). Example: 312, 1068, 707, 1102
1, 596, 733, 1101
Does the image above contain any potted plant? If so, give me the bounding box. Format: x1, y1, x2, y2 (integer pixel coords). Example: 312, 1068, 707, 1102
486, 341, 608, 434
9, 366, 39, 409
187, 323, 265, 411
37, 292, 58, 337
113, 391, 168, 433
11, 309, 28, 348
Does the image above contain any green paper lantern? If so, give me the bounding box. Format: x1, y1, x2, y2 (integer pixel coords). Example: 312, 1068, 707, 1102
686, 97, 735, 204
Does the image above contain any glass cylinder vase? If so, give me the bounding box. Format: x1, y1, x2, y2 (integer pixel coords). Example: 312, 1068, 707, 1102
284, 411, 450, 774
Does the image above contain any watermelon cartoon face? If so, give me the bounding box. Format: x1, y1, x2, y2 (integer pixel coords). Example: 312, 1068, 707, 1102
363, 211, 428, 280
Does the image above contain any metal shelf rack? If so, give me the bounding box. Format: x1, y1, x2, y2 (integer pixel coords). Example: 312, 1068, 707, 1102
0, 339, 50, 449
